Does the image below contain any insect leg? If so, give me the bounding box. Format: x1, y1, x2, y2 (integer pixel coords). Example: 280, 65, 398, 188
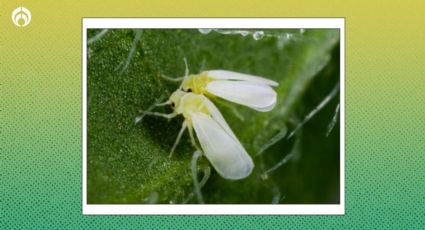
188, 126, 201, 151
135, 95, 169, 123
155, 100, 171, 106
141, 111, 177, 120
169, 122, 187, 158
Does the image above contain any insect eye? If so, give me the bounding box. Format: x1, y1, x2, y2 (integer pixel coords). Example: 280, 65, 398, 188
171, 102, 175, 108
187, 88, 192, 92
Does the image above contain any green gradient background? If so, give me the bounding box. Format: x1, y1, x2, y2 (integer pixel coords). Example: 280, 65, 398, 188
2, 0, 424, 229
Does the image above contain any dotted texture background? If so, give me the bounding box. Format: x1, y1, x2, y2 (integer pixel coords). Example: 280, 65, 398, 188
1, 0, 425, 229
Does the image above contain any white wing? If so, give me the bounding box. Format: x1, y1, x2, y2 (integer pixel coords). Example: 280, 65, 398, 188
206, 70, 278, 87
200, 95, 238, 141
206, 80, 277, 112
191, 112, 254, 180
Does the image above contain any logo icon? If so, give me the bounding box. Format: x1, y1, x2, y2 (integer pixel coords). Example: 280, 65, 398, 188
12, 7, 31, 27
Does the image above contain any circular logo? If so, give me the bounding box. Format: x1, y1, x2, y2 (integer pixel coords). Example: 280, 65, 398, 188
12, 7, 31, 27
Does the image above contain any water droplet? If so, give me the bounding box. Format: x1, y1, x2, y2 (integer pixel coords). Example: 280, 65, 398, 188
286, 33, 293, 39
240, 31, 249, 36
198, 28, 211, 34
252, 31, 264, 40
300, 28, 305, 34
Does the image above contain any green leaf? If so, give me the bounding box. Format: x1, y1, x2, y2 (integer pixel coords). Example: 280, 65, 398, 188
87, 29, 340, 204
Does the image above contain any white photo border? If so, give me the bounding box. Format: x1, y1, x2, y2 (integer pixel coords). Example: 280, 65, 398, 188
82, 18, 345, 215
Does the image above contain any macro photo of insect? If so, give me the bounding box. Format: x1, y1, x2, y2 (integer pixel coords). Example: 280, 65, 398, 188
87, 28, 341, 204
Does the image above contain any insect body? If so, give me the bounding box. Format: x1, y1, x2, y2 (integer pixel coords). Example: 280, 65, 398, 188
143, 90, 254, 180
142, 60, 278, 180
179, 70, 278, 112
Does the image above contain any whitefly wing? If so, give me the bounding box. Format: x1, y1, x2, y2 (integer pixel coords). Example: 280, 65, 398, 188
191, 112, 254, 180
206, 70, 278, 86
206, 80, 277, 112
200, 95, 238, 140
